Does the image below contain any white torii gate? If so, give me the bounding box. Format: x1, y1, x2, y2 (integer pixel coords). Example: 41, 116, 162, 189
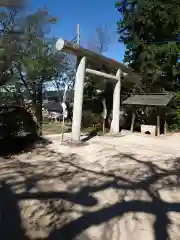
56, 38, 137, 143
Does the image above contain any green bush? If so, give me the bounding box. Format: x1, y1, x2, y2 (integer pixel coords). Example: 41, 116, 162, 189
0, 105, 38, 138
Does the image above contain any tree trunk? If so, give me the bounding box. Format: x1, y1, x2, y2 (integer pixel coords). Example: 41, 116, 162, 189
35, 82, 43, 136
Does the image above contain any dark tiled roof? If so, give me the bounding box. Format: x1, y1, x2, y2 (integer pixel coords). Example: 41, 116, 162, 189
43, 102, 63, 113
122, 93, 174, 107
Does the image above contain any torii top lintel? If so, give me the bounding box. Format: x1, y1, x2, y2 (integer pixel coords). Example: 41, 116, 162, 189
56, 38, 136, 75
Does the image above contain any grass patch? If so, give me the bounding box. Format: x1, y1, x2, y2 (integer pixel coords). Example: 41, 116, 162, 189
42, 121, 106, 136
82, 124, 105, 135
42, 121, 71, 135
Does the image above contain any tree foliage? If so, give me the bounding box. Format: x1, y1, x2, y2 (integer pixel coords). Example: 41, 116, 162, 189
115, 0, 180, 130
0, 7, 71, 133
116, 0, 180, 92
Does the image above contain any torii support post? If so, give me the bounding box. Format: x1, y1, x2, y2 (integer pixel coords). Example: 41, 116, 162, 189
56, 38, 138, 143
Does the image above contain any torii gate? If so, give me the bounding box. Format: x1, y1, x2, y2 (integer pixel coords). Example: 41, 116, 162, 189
56, 38, 137, 143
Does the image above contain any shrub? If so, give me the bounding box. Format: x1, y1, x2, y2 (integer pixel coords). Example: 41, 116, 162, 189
0, 105, 38, 139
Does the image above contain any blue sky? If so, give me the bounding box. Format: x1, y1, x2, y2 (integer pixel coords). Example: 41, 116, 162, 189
29, 0, 125, 62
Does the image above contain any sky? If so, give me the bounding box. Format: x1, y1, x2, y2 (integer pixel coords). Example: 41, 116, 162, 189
29, 0, 125, 62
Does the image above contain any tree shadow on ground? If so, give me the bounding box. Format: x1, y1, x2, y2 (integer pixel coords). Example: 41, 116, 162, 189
0, 164, 97, 239
0, 181, 29, 239
81, 130, 97, 143
0, 134, 52, 156
0, 149, 179, 240
48, 153, 180, 240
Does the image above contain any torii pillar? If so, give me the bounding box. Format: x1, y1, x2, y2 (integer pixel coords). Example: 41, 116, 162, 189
71, 57, 86, 142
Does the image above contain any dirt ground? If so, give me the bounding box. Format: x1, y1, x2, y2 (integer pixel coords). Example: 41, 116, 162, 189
0, 131, 180, 240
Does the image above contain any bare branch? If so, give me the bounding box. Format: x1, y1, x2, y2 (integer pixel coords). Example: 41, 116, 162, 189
96, 26, 110, 53
87, 25, 111, 54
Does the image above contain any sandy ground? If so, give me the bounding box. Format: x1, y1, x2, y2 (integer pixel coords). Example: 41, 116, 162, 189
0, 131, 180, 240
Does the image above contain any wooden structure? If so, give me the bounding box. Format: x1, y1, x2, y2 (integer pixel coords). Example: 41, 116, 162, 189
122, 93, 174, 136
56, 38, 139, 143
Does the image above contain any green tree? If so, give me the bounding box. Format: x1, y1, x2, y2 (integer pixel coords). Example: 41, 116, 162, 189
116, 0, 180, 92
0, 7, 70, 134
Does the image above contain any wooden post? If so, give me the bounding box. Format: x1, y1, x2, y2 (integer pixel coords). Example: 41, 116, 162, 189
61, 115, 65, 144
102, 119, 105, 133
164, 120, 167, 135
77, 24, 80, 46
164, 110, 167, 135
131, 112, 136, 132
156, 109, 160, 136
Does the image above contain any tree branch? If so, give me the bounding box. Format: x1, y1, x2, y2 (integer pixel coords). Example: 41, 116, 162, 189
16, 63, 35, 102
2, 86, 17, 99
